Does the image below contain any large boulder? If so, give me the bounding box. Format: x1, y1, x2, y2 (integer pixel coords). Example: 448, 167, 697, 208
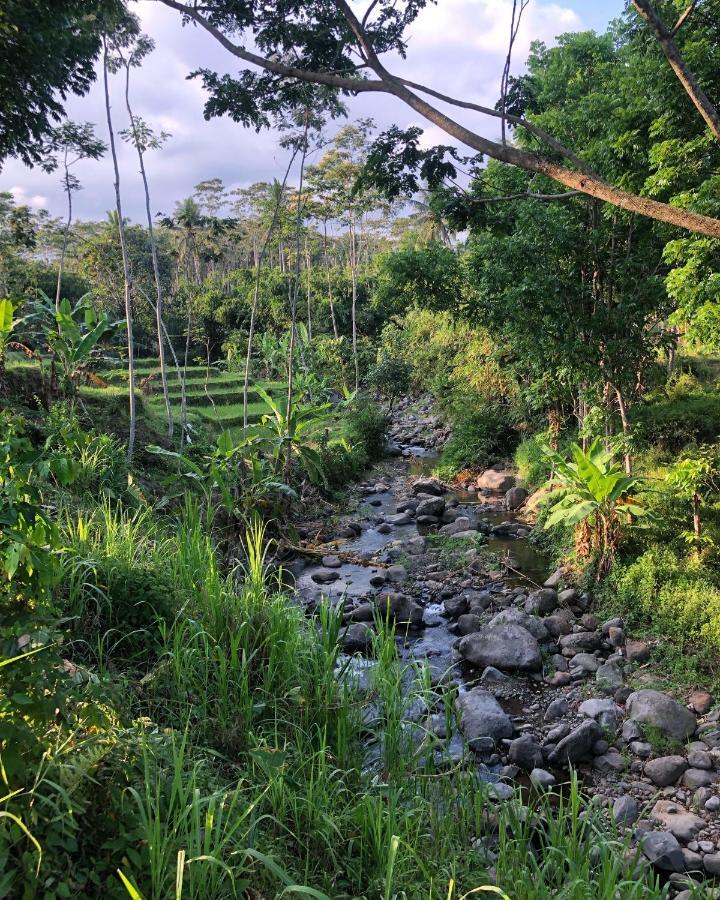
458, 623, 542, 672
456, 689, 514, 747
477, 470, 516, 492
411, 476, 443, 496
625, 690, 697, 741
416, 496, 446, 518
376, 592, 423, 627
645, 755, 687, 787
640, 831, 685, 872
489, 607, 548, 641
342, 622, 373, 653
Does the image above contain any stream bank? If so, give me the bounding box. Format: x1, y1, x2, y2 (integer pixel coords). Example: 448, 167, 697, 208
286, 401, 720, 895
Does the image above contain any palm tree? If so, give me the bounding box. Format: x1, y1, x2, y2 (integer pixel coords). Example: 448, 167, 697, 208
408, 187, 454, 246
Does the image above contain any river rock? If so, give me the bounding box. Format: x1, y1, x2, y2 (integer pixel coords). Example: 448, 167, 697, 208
322, 555, 342, 568
457, 613, 483, 635
456, 689, 514, 747
596, 658, 624, 690
613, 795, 639, 825
386, 564, 407, 584
311, 568, 341, 584
385, 512, 413, 526
458, 623, 542, 672
342, 622, 373, 653
442, 595, 467, 618
625, 640, 651, 663
645, 756, 687, 787
376, 592, 423, 626
440, 516, 472, 536
548, 720, 601, 766
625, 690, 697, 741
689, 690, 712, 715
651, 800, 705, 843
544, 698, 569, 722
570, 653, 600, 674
504, 486, 528, 510
509, 734, 544, 771
416, 496, 446, 518
559, 631, 601, 654
488, 607, 548, 641
477, 470, 515, 492
682, 768, 715, 789
530, 768, 556, 789
412, 477, 443, 496
641, 831, 684, 872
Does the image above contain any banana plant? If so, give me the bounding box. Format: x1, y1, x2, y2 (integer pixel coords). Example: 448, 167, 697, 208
540, 437, 646, 576
25, 291, 120, 399
252, 386, 331, 484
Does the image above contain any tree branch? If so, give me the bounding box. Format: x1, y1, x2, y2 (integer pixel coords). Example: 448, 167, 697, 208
632, 0, 720, 142
671, 0, 698, 36
473, 190, 582, 203
156, 0, 720, 238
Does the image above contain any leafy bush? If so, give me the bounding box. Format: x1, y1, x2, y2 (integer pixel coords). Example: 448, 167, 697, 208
345, 398, 388, 463
603, 544, 720, 655
438, 402, 518, 478
515, 431, 554, 488
631, 380, 720, 451
367, 354, 412, 410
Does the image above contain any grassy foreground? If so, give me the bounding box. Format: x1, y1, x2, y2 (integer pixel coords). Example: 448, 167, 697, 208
2, 488, 673, 899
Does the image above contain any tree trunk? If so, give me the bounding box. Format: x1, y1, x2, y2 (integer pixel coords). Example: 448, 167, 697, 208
103, 41, 136, 461
614, 385, 632, 474
124, 63, 173, 438
323, 220, 339, 339
693, 492, 701, 540
350, 217, 359, 393
55, 151, 71, 313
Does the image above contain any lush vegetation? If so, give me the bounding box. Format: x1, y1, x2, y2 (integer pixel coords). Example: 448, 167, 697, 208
3, 0, 720, 896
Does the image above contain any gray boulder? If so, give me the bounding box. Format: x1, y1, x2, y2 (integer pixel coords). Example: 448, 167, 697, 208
416, 496, 446, 518
548, 720, 602, 766
376, 592, 423, 626
613, 795, 639, 825
508, 734, 544, 771
458, 623, 542, 672
645, 755, 687, 787
504, 486, 528, 510
489, 607, 548, 641
625, 690, 697, 741
477, 469, 515, 492
641, 831, 684, 872
456, 689, 514, 747
411, 477, 443, 496
342, 622, 373, 653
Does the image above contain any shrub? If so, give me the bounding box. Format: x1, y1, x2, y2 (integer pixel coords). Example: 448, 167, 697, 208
515, 431, 553, 488
631, 384, 720, 451
602, 544, 720, 654
66, 556, 182, 660
345, 398, 388, 463
438, 402, 518, 478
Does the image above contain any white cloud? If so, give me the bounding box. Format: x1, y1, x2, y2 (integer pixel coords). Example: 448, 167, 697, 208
0, 0, 603, 221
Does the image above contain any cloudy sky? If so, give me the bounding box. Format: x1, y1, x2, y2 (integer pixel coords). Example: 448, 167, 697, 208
1, 0, 624, 223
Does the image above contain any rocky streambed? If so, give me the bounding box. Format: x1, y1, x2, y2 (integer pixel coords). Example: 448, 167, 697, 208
285, 418, 720, 895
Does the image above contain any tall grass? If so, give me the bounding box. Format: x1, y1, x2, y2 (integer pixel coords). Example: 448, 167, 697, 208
6, 496, 673, 898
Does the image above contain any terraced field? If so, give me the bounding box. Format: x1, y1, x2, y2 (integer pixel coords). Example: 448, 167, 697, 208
101, 359, 285, 432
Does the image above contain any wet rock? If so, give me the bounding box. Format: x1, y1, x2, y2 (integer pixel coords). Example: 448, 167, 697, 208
508, 734, 544, 771
369, 573, 387, 587
625, 690, 697, 741
457, 613, 483, 636
412, 476, 443, 496
613, 795, 639, 825
504, 486, 528, 510
312, 568, 341, 584
322, 555, 342, 568
641, 831, 684, 872
416, 496, 445, 518
456, 689, 514, 747
645, 756, 688, 787
442, 595, 468, 619
346, 603, 375, 622
377, 523, 393, 534
689, 690, 712, 715
548, 720, 602, 766
376, 592, 423, 626
544, 698, 569, 722
386, 564, 407, 584
651, 801, 705, 843
488, 608, 548, 641
704, 853, 720, 875
439, 516, 472, 536
342, 622, 373, 653
385, 512, 413, 526
477, 470, 515, 492
530, 768, 556, 789
458, 623, 542, 672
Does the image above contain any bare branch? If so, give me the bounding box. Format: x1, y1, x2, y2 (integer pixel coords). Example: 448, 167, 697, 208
473, 190, 582, 203
671, 0, 698, 35
632, 0, 720, 142
156, 0, 720, 238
